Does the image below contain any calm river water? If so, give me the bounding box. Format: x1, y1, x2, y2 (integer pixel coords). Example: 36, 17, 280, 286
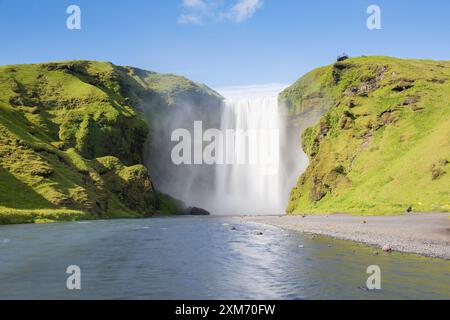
0, 216, 449, 299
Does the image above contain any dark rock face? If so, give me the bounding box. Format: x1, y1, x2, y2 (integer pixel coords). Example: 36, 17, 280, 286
185, 207, 210, 216
392, 80, 414, 92
401, 95, 419, 106
431, 161, 447, 180
337, 54, 349, 62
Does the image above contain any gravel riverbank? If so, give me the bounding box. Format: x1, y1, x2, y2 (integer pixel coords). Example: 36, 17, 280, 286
240, 213, 450, 260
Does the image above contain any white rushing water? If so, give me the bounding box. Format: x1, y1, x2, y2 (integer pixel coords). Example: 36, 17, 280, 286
146, 83, 307, 215
212, 84, 297, 215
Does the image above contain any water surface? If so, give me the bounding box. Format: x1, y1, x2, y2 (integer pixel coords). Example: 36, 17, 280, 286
0, 216, 449, 299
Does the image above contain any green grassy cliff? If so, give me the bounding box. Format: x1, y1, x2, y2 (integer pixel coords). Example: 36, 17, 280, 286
282, 56, 450, 215
0, 61, 220, 224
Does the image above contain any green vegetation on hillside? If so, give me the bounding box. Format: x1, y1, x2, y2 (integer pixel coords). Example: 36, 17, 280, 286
283, 56, 450, 215
0, 61, 219, 224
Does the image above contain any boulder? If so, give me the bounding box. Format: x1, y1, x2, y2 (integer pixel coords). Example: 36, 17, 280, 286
392, 80, 414, 92
400, 96, 419, 106
186, 207, 210, 216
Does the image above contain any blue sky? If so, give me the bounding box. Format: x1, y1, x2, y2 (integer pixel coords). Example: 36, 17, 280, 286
1, 0, 450, 86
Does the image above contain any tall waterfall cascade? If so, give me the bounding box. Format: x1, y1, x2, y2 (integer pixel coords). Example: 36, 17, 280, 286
146, 84, 307, 216
212, 84, 305, 215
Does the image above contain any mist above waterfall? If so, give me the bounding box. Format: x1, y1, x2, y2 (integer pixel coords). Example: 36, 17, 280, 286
142, 89, 222, 212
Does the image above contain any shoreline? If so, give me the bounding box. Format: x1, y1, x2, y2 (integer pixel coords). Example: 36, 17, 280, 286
240, 213, 450, 260
2, 211, 449, 260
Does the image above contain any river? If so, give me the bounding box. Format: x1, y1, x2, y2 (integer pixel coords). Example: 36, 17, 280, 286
0, 216, 449, 299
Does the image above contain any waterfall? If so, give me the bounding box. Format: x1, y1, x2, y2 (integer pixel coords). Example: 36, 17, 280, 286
211, 84, 302, 215
144, 83, 307, 216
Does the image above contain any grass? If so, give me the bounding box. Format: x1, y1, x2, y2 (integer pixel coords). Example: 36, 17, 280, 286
154, 191, 187, 215
284, 56, 450, 215
0, 207, 90, 224
0, 60, 221, 224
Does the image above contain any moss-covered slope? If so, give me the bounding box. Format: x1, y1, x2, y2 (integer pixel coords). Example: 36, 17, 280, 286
0, 61, 220, 224
283, 56, 450, 215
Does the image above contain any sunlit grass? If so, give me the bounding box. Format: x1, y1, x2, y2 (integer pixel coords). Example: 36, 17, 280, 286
285, 56, 450, 215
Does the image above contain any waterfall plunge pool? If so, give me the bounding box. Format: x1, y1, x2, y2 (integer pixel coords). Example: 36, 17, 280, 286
0, 216, 449, 299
